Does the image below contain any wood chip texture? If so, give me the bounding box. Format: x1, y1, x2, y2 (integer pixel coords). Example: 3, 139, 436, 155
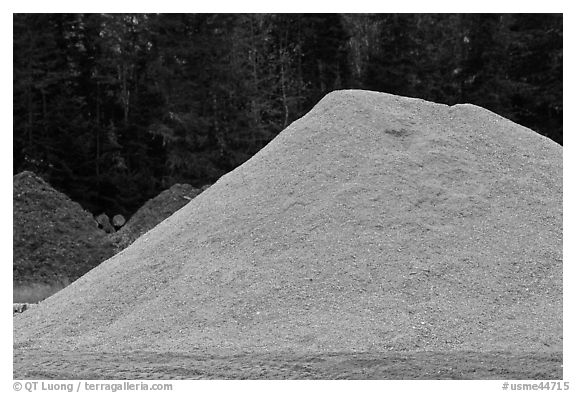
14, 90, 562, 360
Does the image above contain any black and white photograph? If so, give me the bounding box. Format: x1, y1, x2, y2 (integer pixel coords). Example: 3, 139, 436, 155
9, 10, 566, 386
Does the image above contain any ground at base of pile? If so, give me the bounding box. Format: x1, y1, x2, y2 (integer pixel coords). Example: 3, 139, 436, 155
13, 349, 561, 380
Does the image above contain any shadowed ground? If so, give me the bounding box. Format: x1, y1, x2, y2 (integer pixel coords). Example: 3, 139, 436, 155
13, 349, 562, 380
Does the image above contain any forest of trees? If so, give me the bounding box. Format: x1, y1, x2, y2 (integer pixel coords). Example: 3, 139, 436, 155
13, 14, 563, 218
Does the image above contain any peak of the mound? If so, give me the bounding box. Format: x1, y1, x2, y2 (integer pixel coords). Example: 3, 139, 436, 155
13, 171, 55, 196
14, 90, 562, 355
13, 171, 115, 285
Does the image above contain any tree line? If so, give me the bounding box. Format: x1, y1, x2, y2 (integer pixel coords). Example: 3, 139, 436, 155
13, 14, 562, 218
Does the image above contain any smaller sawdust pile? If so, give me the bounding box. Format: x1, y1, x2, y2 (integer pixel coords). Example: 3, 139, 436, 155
111, 183, 208, 251
13, 171, 115, 285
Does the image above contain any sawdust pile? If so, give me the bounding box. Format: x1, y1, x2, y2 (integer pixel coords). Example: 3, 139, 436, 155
111, 184, 203, 251
13, 171, 115, 285
14, 90, 562, 356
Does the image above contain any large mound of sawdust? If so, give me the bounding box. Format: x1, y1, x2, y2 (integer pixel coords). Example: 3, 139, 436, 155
14, 90, 562, 357
13, 171, 115, 285
110, 183, 202, 251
